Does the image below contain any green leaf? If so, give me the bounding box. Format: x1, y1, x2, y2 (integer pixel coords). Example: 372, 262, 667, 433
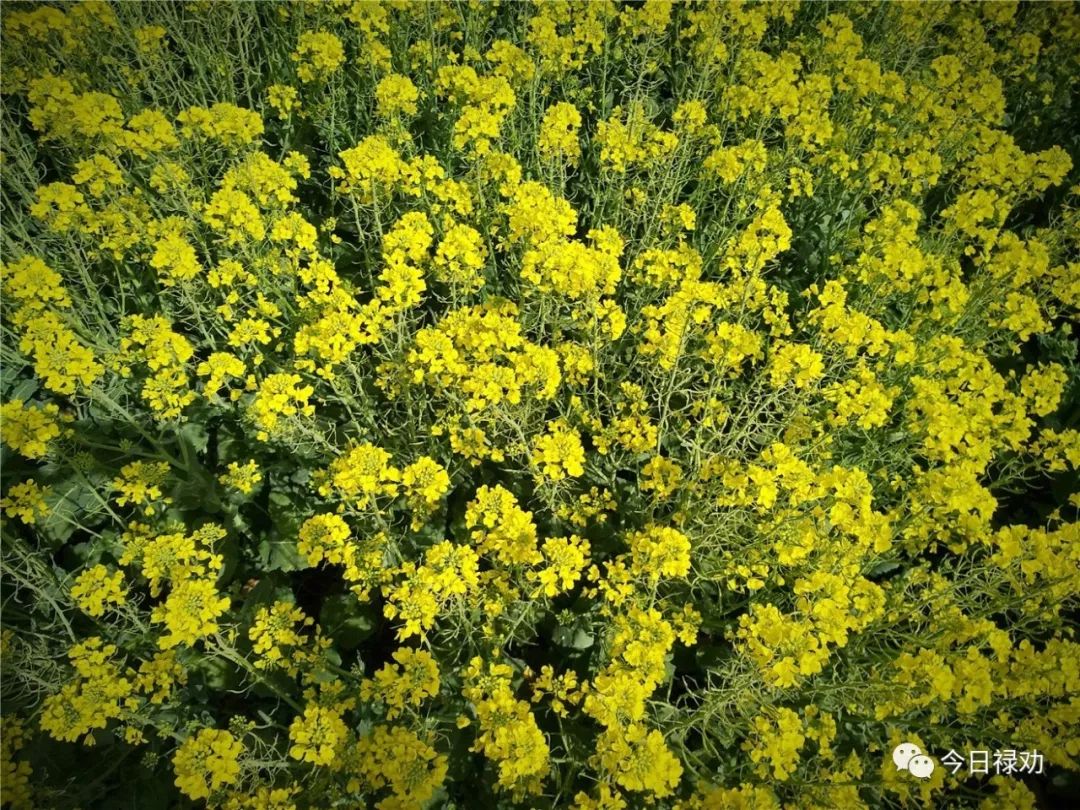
268, 490, 301, 534
174, 470, 221, 513
258, 491, 307, 571
2, 378, 39, 403
178, 421, 209, 456
192, 655, 239, 691
257, 537, 308, 572
866, 560, 902, 578
39, 475, 106, 548
553, 625, 594, 650
320, 593, 376, 650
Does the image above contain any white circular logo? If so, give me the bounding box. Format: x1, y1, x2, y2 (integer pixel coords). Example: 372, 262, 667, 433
908, 754, 936, 779
892, 742, 922, 770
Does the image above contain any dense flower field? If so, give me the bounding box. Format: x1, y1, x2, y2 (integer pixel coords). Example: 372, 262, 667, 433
1, 1, 1079, 808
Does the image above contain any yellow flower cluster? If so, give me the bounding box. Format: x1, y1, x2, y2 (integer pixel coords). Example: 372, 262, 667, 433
532, 534, 591, 597
537, 101, 582, 164
2, 255, 71, 318
316, 442, 400, 509
249, 601, 313, 673
297, 513, 352, 567
69, 564, 127, 617
1, 717, 32, 810
331, 135, 403, 199
288, 704, 346, 766
407, 301, 561, 415
744, 708, 807, 781
0, 480, 50, 524
464, 656, 550, 796
401, 456, 451, 529
639, 456, 684, 500
533, 420, 586, 481
384, 541, 480, 640
40, 637, 133, 744
219, 460, 263, 495
583, 608, 685, 798
433, 222, 487, 291
625, 525, 691, 582
291, 31, 344, 84
354, 724, 448, 809
436, 65, 517, 155
112, 460, 171, 514
466, 484, 541, 567
177, 103, 263, 148
120, 314, 196, 419
597, 102, 678, 173
0, 400, 62, 458
360, 647, 440, 720
151, 572, 230, 650
173, 728, 244, 801
16, 311, 102, 395
115, 521, 229, 649
375, 73, 420, 119
249, 373, 315, 441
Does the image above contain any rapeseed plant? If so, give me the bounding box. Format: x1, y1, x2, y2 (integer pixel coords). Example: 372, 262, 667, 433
1, 2, 1079, 809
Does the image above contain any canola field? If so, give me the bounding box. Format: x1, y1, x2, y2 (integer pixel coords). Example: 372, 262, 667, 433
1, 2, 1079, 808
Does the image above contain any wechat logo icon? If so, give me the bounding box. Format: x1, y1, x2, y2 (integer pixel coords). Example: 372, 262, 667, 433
893, 742, 936, 779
